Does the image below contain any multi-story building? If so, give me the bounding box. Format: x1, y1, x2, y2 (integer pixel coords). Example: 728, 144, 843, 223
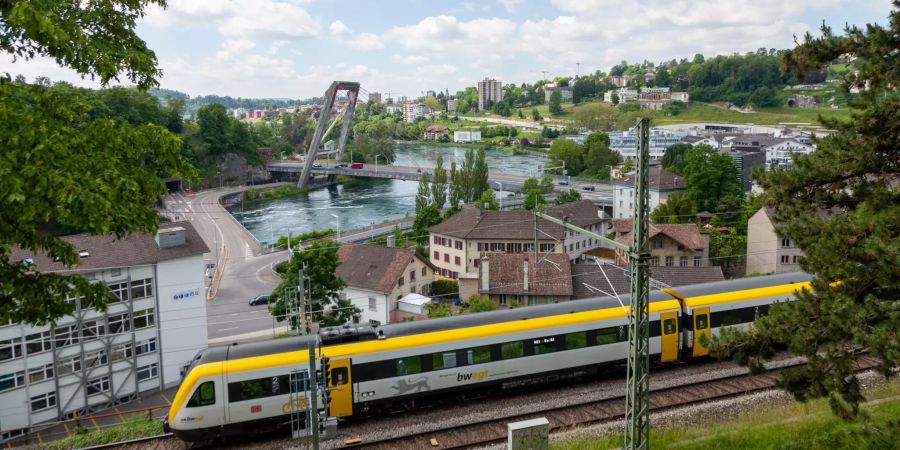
336, 243, 435, 325
745, 208, 805, 275
368, 92, 382, 104
730, 150, 766, 192
609, 127, 688, 161
638, 87, 672, 110
477, 78, 503, 111
1, 223, 208, 440
423, 125, 449, 141
612, 166, 686, 219
402, 102, 430, 123
427, 200, 608, 279
543, 84, 574, 102
609, 74, 635, 87
763, 139, 815, 169
453, 130, 482, 143
478, 253, 573, 308
610, 220, 709, 267
447, 98, 458, 113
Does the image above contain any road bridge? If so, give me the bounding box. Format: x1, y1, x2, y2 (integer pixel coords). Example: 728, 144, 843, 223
267, 161, 615, 205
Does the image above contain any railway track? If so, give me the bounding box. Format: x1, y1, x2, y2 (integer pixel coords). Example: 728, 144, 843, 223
339, 355, 882, 450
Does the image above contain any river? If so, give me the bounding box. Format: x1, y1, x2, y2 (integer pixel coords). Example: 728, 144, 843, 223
229, 144, 547, 243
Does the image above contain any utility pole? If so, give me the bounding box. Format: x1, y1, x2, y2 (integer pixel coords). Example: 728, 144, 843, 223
624, 117, 651, 450
532, 117, 652, 450
308, 345, 320, 450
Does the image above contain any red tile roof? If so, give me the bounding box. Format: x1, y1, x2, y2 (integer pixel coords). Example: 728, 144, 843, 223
611, 220, 705, 250
614, 166, 685, 190
336, 244, 426, 293
482, 253, 573, 296
428, 201, 603, 241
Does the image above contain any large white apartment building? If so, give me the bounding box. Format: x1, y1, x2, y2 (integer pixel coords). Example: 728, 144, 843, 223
477, 78, 503, 111
613, 166, 686, 219
0, 223, 208, 441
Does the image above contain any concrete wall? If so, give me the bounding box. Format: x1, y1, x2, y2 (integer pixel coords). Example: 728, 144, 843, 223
156, 254, 208, 387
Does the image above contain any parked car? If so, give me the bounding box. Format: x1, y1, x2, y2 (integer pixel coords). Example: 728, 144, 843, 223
582, 185, 595, 191
558, 180, 570, 186
249, 294, 269, 306
312, 163, 322, 168
350, 162, 364, 169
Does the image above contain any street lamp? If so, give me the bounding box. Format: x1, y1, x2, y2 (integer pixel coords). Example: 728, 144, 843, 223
280, 151, 286, 161
374, 155, 380, 174
330, 213, 341, 241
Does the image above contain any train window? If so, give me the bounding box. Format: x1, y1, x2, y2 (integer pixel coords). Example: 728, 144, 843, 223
432, 352, 457, 370
596, 328, 617, 345
501, 342, 523, 359
663, 319, 677, 335
566, 332, 587, 349
695, 314, 708, 330
396, 357, 421, 376
466, 346, 491, 365
187, 381, 215, 407
331, 367, 348, 386
721, 311, 742, 327
229, 376, 291, 402
533, 337, 558, 355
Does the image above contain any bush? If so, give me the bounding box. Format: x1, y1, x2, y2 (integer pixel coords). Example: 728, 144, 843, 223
274, 229, 334, 249
431, 279, 459, 297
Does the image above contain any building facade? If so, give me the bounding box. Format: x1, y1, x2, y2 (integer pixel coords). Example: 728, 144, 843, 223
336, 244, 435, 325
745, 208, 805, 275
1, 223, 208, 441
447, 98, 458, 113
368, 92, 382, 104
478, 253, 573, 308
453, 130, 482, 143
477, 78, 503, 111
402, 102, 430, 123
543, 84, 574, 102
610, 220, 709, 268
612, 165, 686, 219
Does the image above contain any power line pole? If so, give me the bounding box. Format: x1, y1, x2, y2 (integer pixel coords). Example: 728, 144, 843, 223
624, 117, 651, 450
308, 344, 320, 450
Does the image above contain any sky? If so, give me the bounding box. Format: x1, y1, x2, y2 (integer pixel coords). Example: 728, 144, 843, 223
2, 0, 893, 100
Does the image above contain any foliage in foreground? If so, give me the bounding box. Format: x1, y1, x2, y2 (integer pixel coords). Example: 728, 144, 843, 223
45, 415, 161, 450
709, 3, 900, 420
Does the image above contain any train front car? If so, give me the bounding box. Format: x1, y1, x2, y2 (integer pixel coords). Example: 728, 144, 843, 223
165, 346, 229, 441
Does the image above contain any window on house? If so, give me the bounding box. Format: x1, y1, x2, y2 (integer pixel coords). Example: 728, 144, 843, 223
108, 313, 131, 335
422, 267, 427, 276
792, 255, 798, 264
187, 382, 216, 407
25, 331, 51, 355
111, 343, 133, 362
433, 236, 439, 245
651, 256, 659, 266
54, 325, 79, 348
0, 371, 25, 392
539, 243, 555, 252
0, 338, 22, 362
433, 251, 439, 260
781, 238, 791, 248
108, 281, 128, 303
58, 356, 82, 375
694, 256, 702, 267
28, 364, 54, 384
30, 392, 56, 412
456, 241, 463, 250
87, 375, 110, 395
665, 256, 674, 267
398, 276, 404, 286
369, 297, 377, 311
133, 309, 155, 329
410, 270, 416, 281
84, 349, 108, 368
135, 338, 157, 355
110, 268, 122, 277
82, 319, 105, 341
498, 295, 506, 305
781, 255, 790, 264
455, 256, 461, 265
131, 278, 153, 299
652, 240, 664, 249
680, 256, 688, 267
473, 259, 479, 268
137, 363, 159, 381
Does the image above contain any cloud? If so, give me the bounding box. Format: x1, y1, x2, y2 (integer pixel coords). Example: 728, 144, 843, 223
146, 0, 320, 40
496, 0, 523, 12
391, 54, 430, 65
329, 20, 385, 50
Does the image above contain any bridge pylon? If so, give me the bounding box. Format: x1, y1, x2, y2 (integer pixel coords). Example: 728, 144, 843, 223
298, 81, 360, 189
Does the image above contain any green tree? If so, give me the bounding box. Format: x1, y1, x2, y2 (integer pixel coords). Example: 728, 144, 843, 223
710, 7, 900, 420
196, 103, 232, 155
650, 192, 696, 224
425, 302, 452, 318
531, 108, 542, 121
0, 2, 198, 325
621, 156, 634, 173
447, 161, 463, 216
661, 143, 692, 175
462, 294, 497, 313
472, 148, 490, 201
654, 67, 671, 87
548, 138, 583, 176
548, 89, 562, 115
582, 131, 620, 179
555, 189, 582, 205
748, 86, 779, 108
431, 155, 448, 209
524, 189, 547, 210
683, 144, 742, 212
270, 240, 357, 327
707, 229, 746, 278
422, 96, 441, 112
479, 189, 499, 210
415, 172, 431, 213
430, 279, 459, 297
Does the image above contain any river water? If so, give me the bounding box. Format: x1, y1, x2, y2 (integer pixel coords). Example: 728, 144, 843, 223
229, 144, 546, 244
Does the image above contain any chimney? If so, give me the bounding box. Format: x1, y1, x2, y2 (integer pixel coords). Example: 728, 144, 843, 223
155, 227, 186, 248
523, 259, 529, 292
386, 235, 396, 248
480, 258, 489, 292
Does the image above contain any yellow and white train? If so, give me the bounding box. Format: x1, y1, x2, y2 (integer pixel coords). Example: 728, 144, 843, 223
165, 272, 811, 441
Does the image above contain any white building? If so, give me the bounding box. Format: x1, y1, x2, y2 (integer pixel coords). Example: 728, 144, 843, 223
402, 102, 430, 123
1, 223, 209, 441
336, 244, 434, 325
609, 126, 688, 160
604, 88, 639, 104
447, 98, 458, 113
477, 78, 503, 111
385, 104, 401, 115
763, 139, 815, 169
454, 130, 482, 143
543, 84, 574, 102
745, 208, 805, 275
613, 166, 686, 219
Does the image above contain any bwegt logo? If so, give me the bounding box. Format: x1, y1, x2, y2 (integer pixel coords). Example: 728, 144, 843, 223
457, 369, 489, 382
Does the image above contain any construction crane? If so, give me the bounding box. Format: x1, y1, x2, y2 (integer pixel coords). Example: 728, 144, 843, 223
576, 62, 582, 78
531, 70, 549, 81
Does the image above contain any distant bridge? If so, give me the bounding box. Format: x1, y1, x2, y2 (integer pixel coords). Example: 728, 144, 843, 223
267, 161, 616, 205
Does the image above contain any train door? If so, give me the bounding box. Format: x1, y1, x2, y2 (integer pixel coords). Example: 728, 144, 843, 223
660, 312, 679, 362
692, 307, 711, 357
328, 358, 353, 417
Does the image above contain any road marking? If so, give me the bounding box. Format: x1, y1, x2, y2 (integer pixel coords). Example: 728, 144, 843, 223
230, 313, 240, 316
218, 327, 239, 332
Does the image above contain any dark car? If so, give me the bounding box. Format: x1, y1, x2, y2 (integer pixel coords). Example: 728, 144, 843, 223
582, 185, 595, 191
249, 294, 269, 306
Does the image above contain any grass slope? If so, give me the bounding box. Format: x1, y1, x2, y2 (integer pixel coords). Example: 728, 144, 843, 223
555, 380, 899, 450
